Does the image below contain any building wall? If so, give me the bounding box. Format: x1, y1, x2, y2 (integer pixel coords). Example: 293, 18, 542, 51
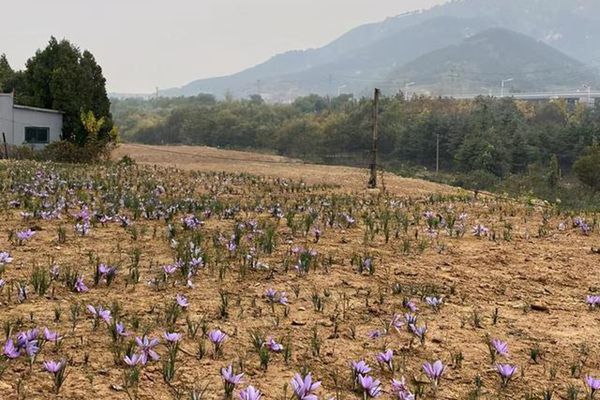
0, 94, 13, 143
0, 93, 63, 148
13, 108, 63, 149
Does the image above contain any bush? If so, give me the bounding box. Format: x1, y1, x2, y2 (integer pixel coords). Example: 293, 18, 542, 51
573, 145, 600, 191
4, 140, 115, 164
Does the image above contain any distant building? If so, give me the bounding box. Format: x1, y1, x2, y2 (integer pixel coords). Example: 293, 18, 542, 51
0, 92, 63, 148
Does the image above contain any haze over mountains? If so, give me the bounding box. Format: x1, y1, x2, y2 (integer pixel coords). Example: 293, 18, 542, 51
159, 0, 600, 100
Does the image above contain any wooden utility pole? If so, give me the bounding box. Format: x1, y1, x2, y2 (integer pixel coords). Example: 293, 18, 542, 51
435, 133, 440, 174
2, 132, 7, 159
368, 88, 380, 188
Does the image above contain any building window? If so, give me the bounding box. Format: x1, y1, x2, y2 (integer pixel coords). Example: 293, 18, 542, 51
25, 127, 50, 144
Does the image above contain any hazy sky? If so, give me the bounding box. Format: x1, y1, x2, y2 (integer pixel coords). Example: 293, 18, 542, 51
1, 0, 446, 93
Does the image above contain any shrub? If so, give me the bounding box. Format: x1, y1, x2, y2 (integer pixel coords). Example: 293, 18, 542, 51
573, 145, 600, 191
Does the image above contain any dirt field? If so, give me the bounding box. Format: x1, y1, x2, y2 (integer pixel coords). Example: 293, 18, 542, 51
112, 144, 458, 197
0, 149, 598, 400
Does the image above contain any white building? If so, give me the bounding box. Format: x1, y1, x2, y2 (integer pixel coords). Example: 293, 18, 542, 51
0, 92, 63, 148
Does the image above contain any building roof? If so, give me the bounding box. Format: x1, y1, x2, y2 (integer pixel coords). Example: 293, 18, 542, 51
13, 104, 64, 115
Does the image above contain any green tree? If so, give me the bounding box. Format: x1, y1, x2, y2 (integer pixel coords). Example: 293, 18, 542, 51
18, 37, 114, 145
573, 145, 600, 191
0, 54, 14, 92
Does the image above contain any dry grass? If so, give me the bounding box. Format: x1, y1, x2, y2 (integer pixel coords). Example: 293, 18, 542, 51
112, 144, 458, 197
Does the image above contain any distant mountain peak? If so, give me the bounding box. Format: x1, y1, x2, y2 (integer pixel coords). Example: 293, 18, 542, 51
160, 0, 600, 100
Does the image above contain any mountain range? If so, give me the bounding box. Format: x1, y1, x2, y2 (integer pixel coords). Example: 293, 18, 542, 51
158, 0, 600, 100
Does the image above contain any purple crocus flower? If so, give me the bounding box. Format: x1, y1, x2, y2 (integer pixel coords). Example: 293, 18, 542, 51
352, 360, 372, 377
279, 292, 289, 305
176, 294, 189, 309
25, 340, 40, 358
358, 375, 382, 398
423, 360, 445, 386
265, 288, 277, 302
587, 295, 600, 308
291, 373, 321, 400
16, 229, 35, 243
50, 264, 60, 280
221, 364, 244, 385
368, 330, 383, 340
425, 296, 443, 310
239, 385, 262, 400
403, 299, 418, 313
491, 339, 509, 357
124, 353, 144, 367
135, 336, 160, 363
0, 251, 13, 264
17, 329, 39, 348
390, 314, 404, 332
376, 349, 394, 370
164, 332, 182, 343
3, 339, 20, 359
495, 364, 517, 387
43, 359, 66, 374
209, 329, 228, 345
87, 305, 112, 323
392, 377, 415, 400
586, 376, 600, 397
266, 337, 283, 352
405, 313, 417, 327
43, 328, 62, 344
163, 264, 178, 275
472, 224, 489, 237
115, 322, 130, 337
74, 277, 88, 293
411, 325, 427, 344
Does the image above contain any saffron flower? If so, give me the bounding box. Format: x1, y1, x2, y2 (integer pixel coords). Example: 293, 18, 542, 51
87, 305, 112, 324
176, 293, 189, 309
291, 373, 321, 400
376, 349, 394, 371
423, 360, 445, 386
222, 364, 244, 399
358, 375, 382, 398
0, 251, 13, 265
43, 359, 66, 373
392, 377, 415, 400
74, 277, 88, 293
495, 364, 517, 387
411, 325, 427, 344
16, 229, 35, 244
266, 337, 283, 352
43, 328, 62, 344
425, 296, 443, 311
3, 339, 20, 359
239, 385, 262, 400
115, 322, 131, 337
135, 335, 160, 363
587, 295, 600, 309
491, 339, 509, 358
352, 360, 372, 377
164, 332, 182, 343
124, 353, 144, 367
43, 359, 68, 394
586, 375, 600, 397
390, 314, 404, 332
472, 224, 489, 237
209, 329, 228, 357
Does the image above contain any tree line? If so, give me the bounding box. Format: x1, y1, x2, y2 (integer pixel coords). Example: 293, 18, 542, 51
115, 93, 600, 202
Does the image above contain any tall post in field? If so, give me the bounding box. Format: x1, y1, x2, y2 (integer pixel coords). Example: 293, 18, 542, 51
436, 133, 440, 174
368, 88, 380, 189
2, 132, 8, 159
